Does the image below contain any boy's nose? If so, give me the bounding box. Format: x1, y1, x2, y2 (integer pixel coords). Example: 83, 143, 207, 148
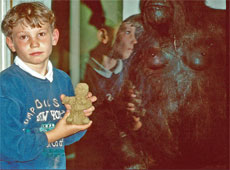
132, 36, 137, 44
30, 38, 40, 48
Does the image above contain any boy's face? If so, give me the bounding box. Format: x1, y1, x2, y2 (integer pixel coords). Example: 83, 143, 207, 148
112, 23, 137, 60
6, 22, 59, 67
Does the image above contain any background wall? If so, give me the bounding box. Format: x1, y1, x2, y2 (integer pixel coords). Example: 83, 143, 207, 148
0, 0, 11, 71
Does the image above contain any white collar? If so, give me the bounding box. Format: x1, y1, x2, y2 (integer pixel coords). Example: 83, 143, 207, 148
14, 56, 53, 82
89, 57, 123, 78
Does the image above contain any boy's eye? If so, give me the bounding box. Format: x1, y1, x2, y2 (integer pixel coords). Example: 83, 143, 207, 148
19, 35, 28, 40
38, 32, 46, 37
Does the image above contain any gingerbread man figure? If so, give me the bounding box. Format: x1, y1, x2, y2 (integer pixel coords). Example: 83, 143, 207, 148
62, 83, 92, 125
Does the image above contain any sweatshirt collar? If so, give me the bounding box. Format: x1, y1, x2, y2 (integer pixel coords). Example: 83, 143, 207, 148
14, 56, 53, 82
88, 57, 123, 78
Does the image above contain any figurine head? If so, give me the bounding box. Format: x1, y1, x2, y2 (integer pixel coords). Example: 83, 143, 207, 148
75, 83, 89, 96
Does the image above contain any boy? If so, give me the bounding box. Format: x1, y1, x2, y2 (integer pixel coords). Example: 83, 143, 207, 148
0, 2, 96, 169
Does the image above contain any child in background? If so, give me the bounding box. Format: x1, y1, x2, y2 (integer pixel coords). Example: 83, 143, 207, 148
75, 12, 145, 168
84, 16, 138, 105
0, 2, 96, 169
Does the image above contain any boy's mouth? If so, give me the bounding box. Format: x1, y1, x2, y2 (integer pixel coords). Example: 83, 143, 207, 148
29, 52, 43, 56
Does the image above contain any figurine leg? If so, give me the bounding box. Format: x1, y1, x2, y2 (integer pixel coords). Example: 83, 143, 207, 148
82, 116, 90, 124
79, 112, 90, 124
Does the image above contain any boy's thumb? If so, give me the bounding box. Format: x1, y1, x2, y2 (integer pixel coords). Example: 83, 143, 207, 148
63, 110, 70, 119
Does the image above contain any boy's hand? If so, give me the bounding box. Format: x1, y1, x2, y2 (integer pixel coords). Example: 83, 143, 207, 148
84, 92, 97, 116
45, 93, 97, 143
57, 109, 93, 135
46, 110, 93, 143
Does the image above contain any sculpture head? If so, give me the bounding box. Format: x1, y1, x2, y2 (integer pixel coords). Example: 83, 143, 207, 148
140, 0, 173, 26
140, 0, 186, 37
75, 83, 89, 96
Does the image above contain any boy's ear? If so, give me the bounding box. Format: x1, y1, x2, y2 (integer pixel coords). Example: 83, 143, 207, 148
6, 37, 16, 52
97, 28, 109, 44
52, 28, 59, 46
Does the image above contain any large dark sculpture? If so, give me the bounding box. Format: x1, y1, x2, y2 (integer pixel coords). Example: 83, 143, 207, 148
115, 0, 228, 169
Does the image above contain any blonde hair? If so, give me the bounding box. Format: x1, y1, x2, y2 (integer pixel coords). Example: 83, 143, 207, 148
1, 2, 56, 37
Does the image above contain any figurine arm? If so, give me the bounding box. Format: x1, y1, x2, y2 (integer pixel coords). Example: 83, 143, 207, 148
62, 96, 74, 105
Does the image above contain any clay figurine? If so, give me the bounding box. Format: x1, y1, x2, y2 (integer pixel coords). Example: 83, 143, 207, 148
62, 83, 92, 125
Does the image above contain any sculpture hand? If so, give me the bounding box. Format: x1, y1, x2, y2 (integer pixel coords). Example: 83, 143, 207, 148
119, 81, 145, 131
121, 81, 145, 116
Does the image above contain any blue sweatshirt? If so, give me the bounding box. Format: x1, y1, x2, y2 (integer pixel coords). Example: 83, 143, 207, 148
0, 63, 86, 169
